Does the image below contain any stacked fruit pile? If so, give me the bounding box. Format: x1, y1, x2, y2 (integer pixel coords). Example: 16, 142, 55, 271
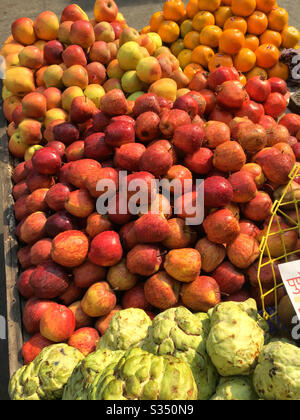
1, 0, 300, 401
144, 0, 300, 81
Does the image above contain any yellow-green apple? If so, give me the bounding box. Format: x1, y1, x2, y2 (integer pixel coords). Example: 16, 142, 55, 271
118, 41, 149, 71
44, 108, 67, 128
84, 84, 105, 108
149, 78, 178, 102
61, 86, 84, 111
4, 67, 35, 96
81, 282, 116, 317
43, 64, 64, 89
24, 145, 43, 161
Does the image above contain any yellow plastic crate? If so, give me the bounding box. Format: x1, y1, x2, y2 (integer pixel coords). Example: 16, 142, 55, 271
258, 163, 300, 324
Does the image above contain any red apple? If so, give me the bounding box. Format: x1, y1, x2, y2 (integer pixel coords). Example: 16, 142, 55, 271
29, 261, 70, 299
17, 267, 35, 299
173, 124, 204, 155
40, 304, 76, 342
181, 276, 221, 312
88, 231, 123, 267
32, 147, 61, 175
204, 176, 233, 208
68, 328, 100, 356
213, 262, 245, 295
122, 283, 152, 310
144, 271, 180, 310
23, 297, 59, 334
22, 333, 54, 364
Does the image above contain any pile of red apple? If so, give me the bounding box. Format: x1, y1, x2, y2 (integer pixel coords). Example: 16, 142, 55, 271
9, 62, 300, 362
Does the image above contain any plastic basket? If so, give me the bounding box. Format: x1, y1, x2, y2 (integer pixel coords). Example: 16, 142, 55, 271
258, 163, 300, 324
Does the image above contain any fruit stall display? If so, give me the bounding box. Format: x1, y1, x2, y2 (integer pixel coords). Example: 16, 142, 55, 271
1, 0, 300, 401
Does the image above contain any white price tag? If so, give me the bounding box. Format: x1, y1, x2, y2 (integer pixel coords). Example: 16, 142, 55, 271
279, 260, 300, 322
0, 315, 6, 339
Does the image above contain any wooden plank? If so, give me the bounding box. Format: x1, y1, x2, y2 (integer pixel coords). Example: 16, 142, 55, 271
0, 83, 23, 385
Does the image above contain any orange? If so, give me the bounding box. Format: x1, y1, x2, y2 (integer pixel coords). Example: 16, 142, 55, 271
256, 0, 277, 13
219, 29, 245, 55
246, 66, 268, 80
244, 34, 260, 51
239, 73, 247, 86
171, 39, 185, 56
260, 30, 282, 47
247, 11, 268, 35
281, 26, 300, 49
184, 31, 200, 49
221, 0, 232, 5
267, 62, 289, 80
163, 0, 185, 22
178, 48, 193, 68
184, 63, 203, 81
255, 43, 280, 69
180, 19, 194, 37
208, 53, 233, 72
231, 0, 256, 17
186, 0, 199, 18
192, 45, 215, 67
140, 26, 151, 35
234, 48, 256, 72
198, 0, 221, 12
268, 8, 289, 32
192, 11, 215, 32
150, 11, 165, 32
158, 20, 180, 43
224, 16, 248, 34
200, 25, 223, 48
214, 7, 233, 28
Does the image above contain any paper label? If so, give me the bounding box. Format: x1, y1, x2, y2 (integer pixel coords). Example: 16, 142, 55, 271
278, 260, 300, 322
